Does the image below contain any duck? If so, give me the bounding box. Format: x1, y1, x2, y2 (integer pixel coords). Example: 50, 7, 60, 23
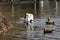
43, 28, 54, 34
46, 17, 55, 25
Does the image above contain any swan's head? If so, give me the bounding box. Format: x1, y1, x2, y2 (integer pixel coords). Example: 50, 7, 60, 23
26, 13, 33, 17
26, 13, 28, 15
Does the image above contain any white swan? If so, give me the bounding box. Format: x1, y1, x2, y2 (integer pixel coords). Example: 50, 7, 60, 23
25, 13, 34, 31
19, 13, 34, 31
25, 13, 34, 25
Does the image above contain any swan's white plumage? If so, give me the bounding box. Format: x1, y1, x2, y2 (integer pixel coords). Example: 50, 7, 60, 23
25, 13, 34, 25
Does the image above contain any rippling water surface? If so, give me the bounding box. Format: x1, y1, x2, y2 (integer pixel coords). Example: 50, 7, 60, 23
0, 18, 60, 40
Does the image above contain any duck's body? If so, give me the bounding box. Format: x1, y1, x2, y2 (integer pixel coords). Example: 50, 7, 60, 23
46, 21, 55, 25
43, 28, 54, 34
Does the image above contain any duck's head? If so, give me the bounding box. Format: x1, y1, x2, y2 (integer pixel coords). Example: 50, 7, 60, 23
48, 17, 50, 21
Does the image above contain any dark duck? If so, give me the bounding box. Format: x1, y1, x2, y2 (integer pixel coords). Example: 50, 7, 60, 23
43, 28, 54, 34
46, 17, 55, 25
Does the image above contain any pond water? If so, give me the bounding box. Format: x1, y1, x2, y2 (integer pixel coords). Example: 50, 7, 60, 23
0, 18, 60, 40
